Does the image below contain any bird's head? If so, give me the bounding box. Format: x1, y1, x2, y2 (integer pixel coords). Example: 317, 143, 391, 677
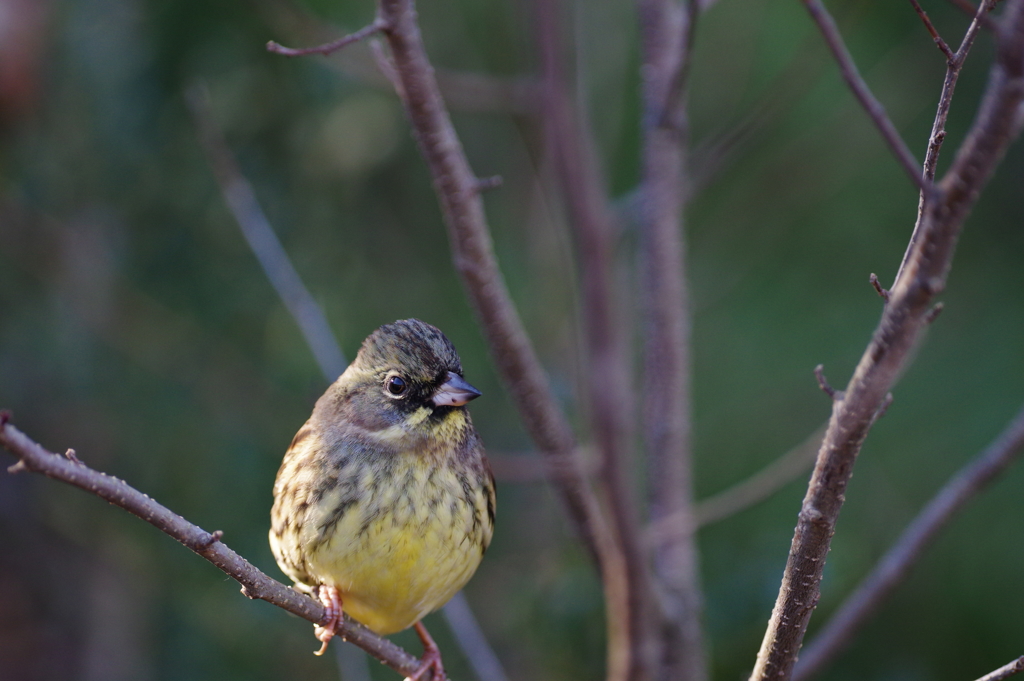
333, 319, 481, 443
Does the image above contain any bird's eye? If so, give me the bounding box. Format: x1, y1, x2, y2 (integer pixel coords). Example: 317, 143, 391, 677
385, 375, 408, 396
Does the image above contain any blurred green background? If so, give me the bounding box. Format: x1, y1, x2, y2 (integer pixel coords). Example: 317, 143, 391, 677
1, 0, 1023, 680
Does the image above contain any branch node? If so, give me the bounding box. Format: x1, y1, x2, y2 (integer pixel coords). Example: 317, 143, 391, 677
925, 301, 945, 324
873, 393, 895, 422
473, 175, 503, 193
7, 460, 27, 474
869, 273, 890, 301
200, 530, 224, 549
814, 365, 840, 400
266, 18, 388, 58
64, 448, 82, 464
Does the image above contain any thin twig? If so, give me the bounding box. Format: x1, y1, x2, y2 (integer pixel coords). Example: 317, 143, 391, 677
257, 0, 540, 116
814, 365, 839, 399
535, 2, 648, 680
973, 657, 1024, 681
909, 0, 956, 60
635, 0, 707, 679
442, 593, 511, 681
267, 18, 388, 57
185, 84, 347, 380
0, 421, 429, 679
895, 0, 994, 287
644, 424, 826, 546
793, 403, 1024, 681
869, 273, 891, 301
750, 3, 1024, 679
802, 0, 932, 195
695, 424, 825, 529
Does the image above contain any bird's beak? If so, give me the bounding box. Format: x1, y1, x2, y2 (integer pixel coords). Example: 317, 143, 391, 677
432, 371, 482, 407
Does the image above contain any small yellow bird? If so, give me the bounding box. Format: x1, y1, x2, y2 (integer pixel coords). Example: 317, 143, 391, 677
270, 319, 495, 679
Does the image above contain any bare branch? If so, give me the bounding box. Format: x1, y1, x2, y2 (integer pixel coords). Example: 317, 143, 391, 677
750, 3, 1024, 679
185, 84, 348, 380
909, 0, 956, 60
257, 1, 539, 116
534, 2, 648, 679
635, 0, 707, 679
368, 1, 624, 650
0, 420, 429, 679
793, 403, 1024, 681
267, 18, 388, 57
442, 593, 511, 681
895, 0, 994, 287
802, 0, 932, 194
695, 424, 825, 529
973, 657, 1024, 681
644, 423, 825, 546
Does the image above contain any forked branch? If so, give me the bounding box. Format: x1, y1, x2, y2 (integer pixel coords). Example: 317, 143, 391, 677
801, 0, 932, 194
750, 2, 1024, 679
896, 0, 994, 286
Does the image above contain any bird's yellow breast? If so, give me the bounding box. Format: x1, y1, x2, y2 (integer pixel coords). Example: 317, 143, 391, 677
300, 437, 492, 634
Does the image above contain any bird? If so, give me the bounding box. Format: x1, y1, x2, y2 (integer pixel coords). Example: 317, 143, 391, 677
269, 318, 495, 680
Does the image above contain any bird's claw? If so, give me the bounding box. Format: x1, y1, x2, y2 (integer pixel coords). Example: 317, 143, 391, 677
405, 621, 446, 681
405, 650, 444, 681
313, 585, 343, 656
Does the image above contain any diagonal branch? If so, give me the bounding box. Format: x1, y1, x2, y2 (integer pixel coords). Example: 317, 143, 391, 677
534, 2, 649, 679
794, 403, 1024, 681
0, 419, 430, 679
365, 11, 629, 675
185, 84, 347, 380
635, 1, 707, 680
750, 3, 1024, 679
909, 0, 956, 60
695, 424, 824, 529
973, 657, 1024, 681
802, 0, 932, 194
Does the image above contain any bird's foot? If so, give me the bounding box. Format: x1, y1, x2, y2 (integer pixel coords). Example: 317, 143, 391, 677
313, 584, 343, 656
405, 621, 446, 681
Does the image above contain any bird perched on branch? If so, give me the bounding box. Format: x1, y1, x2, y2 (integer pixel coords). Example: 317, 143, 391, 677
270, 319, 495, 680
